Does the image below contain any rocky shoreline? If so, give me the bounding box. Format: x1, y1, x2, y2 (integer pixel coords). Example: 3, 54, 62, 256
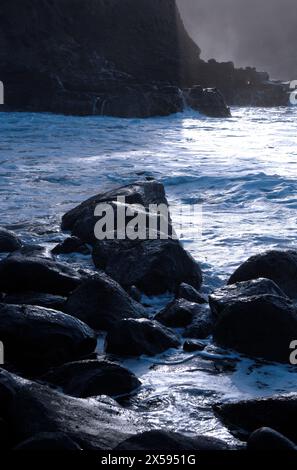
0, 180, 296, 450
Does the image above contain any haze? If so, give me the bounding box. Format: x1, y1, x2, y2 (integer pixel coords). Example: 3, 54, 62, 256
177, 0, 297, 80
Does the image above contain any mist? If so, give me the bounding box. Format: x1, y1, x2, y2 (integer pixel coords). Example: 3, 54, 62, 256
177, 0, 297, 80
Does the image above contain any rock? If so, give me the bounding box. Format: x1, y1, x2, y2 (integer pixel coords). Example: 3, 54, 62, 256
184, 86, 231, 117
93, 237, 202, 295
155, 299, 199, 327
209, 278, 288, 318
3, 292, 66, 311
183, 340, 206, 352
214, 394, 297, 444
129, 286, 142, 303
228, 250, 297, 299
42, 359, 141, 398
52, 236, 91, 255
247, 427, 297, 451
177, 282, 206, 304
14, 432, 82, 450
0, 255, 85, 295
106, 318, 180, 356
61, 180, 169, 243
116, 430, 230, 451
64, 274, 145, 330
0, 303, 96, 373
183, 307, 213, 339
9, 244, 53, 259
213, 294, 297, 362
0, 369, 137, 450
0, 228, 22, 253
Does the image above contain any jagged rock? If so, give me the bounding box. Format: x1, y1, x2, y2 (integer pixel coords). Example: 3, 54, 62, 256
115, 430, 230, 450
0, 255, 85, 295
185, 86, 231, 117
52, 236, 91, 255
14, 432, 82, 450
214, 394, 297, 444
0, 369, 137, 450
209, 278, 288, 318
0, 228, 22, 253
177, 282, 206, 304
106, 318, 180, 356
247, 427, 297, 451
0, 303, 96, 372
213, 294, 297, 362
42, 359, 141, 398
155, 299, 198, 327
3, 292, 66, 311
183, 307, 213, 339
228, 250, 297, 299
183, 340, 206, 352
64, 274, 145, 330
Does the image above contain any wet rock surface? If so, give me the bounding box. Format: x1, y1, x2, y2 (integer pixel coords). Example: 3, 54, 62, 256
0, 228, 22, 253
3, 292, 66, 311
155, 298, 200, 327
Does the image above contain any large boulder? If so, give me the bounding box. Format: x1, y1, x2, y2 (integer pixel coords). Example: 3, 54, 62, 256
228, 250, 297, 299
0, 255, 85, 295
93, 237, 202, 295
0, 303, 96, 373
184, 86, 231, 118
64, 274, 145, 330
213, 294, 297, 362
3, 292, 66, 311
155, 298, 199, 327
42, 359, 141, 398
214, 394, 297, 444
0, 369, 137, 450
247, 427, 297, 451
116, 430, 230, 451
106, 318, 180, 356
209, 278, 288, 318
0, 228, 22, 253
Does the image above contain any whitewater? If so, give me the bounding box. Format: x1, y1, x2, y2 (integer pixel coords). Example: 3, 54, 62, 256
1, 106, 297, 444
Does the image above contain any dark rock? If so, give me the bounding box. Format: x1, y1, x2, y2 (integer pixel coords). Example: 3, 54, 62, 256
185, 86, 231, 117
116, 430, 230, 451
42, 359, 141, 398
4, 292, 66, 311
228, 250, 297, 299
106, 318, 180, 356
0, 303, 96, 372
0, 369, 137, 450
14, 432, 82, 450
129, 286, 142, 303
0, 255, 85, 295
247, 427, 297, 451
155, 299, 198, 327
177, 282, 206, 304
209, 278, 288, 318
9, 244, 53, 259
183, 307, 213, 339
183, 340, 206, 352
0, 228, 22, 253
93, 237, 202, 296
213, 294, 297, 362
52, 236, 91, 255
214, 394, 297, 444
64, 274, 145, 330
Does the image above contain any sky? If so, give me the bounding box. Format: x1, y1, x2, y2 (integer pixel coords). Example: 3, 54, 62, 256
177, 0, 297, 80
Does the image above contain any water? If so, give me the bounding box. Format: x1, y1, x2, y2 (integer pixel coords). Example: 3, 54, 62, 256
1, 107, 297, 444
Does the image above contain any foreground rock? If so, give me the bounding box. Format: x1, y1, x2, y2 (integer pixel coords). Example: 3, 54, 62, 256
42, 359, 141, 398
228, 250, 297, 299
65, 274, 145, 330
0, 304, 96, 372
209, 278, 288, 318
0, 369, 137, 449
213, 294, 297, 362
0, 228, 22, 253
183, 340, 206, 352
155, 299, 200, 327
3, 292, 66, 311
116, 430, 230, 451
14, 432, 82, 450
247, 427, 297, 451
214, 394, 297, 444
106, 318, 180, 356
184, 86, 231, 118
0, 255, 85, 295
